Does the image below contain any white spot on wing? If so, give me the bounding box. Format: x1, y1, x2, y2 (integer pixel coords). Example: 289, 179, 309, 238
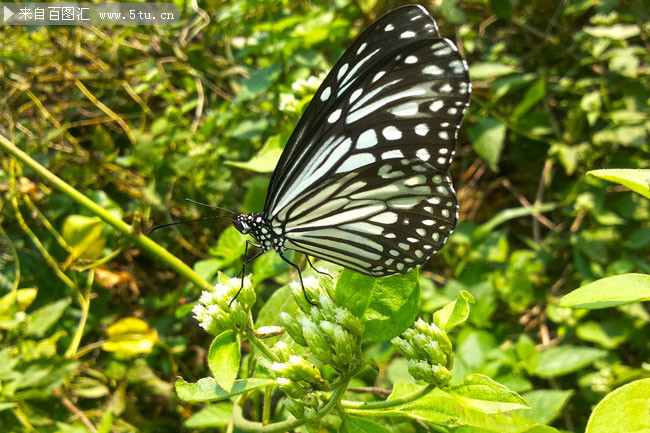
328, 109, 342, 123
350, 88, 363, 103
416, 148, 430, 161
382, 149, 404, 159
337, 63, 349, 80
336, 153, 375, 173
430, 100, 444, 112
423, 65, 444, 75
373, 71, 385, 82
357, 129, 377, 149
415, 124, 429, 136
400, 31, 416, 39
382, 126, 402, 140
320, 87, 331, 101
370, 212, 398, 224
385, 24, 394, 31
405, 55, 418, 64
389, 102, 419, 117
357, 42, 367, 55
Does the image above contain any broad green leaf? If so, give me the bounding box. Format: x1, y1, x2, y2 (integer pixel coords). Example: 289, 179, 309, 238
175, 377, 274, 402
185, 403, 232, 428
227, 118, 269, 140
61, 215, 106, 267
25, 298, 70, 337
225, 134, 283, 173
587, 169, 650, 199
473, 203, 561, 241
449, 374, 530, 413
586, 378, 650, 433
469, 62, 517, 80
0, 402, 17, 412
534, 346, 606, 378
97, 411, 113, 433
339, 416, 390, 433
468, 117, 506, 172
209, 226, 246, 269
513, 390, 573, 425
335, 268, 419, 342
70, 377, 110, 399
238, 63, 282, 100
102, 317, 158, 355
576, 320, 630, 349
584, 25, 641, 40
490, 0, 512, 19
560, 273, 650, 309
379, 383, 550, 432
512, 75, 546, 119
208, 331, 240, 392
434, 290, 475, 330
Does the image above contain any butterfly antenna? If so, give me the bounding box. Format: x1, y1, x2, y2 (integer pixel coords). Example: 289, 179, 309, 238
148, 215, 233, 236
185, 198, 236, 215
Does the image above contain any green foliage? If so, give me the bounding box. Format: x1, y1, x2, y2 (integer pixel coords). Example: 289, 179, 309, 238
1, 0, 648, 431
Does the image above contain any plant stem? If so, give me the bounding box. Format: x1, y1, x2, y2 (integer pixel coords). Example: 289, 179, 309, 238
232, 378, 349, 433
262, 385, 273, 425
248, 332, 281, 363
0, 133, 211, 291
66, 270, 93, 357
340, 384, 434, 410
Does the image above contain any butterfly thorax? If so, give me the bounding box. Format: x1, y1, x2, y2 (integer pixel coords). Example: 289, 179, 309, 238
233, 212, 284, 252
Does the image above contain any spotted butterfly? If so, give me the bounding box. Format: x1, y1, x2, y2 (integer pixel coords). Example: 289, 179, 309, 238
231, 4, 470, 294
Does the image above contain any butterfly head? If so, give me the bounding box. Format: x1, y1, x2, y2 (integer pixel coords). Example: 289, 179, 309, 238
233, 214, 254, 235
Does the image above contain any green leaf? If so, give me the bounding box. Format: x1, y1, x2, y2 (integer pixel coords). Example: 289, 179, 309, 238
512, 75, 546, 119
560, 273, 650, 309
449, 374, 530, 413
210, 226, 246, 269
586, 378, 650, 433
489, 0, 512, 20
469, 62, 517, 80
175, 377, 274, 402
584, 25, 641, 40
335, 268, 419, 342
587, 169, 650, 199
97, 411, 113, 433
468, 117, 506, 172
339, 416, 391, 433
185, 403, 232, 428
534, 346, 607, 378
227, 118, 269, 140
225, 134, 283, 173
433, 290, 475, 330
61, 215, 107, 266
576, 320, 630, 349
473, 203, 561, 241
25, 298, 70, 337
208, 331, 240, 392
379, 383, 550, 432
238, 63, 282, 100
513, 390, 573, 425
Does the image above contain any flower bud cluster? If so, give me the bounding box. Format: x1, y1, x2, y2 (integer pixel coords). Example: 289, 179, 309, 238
271, 341, 326, 422
279, 273, 363, 373
392, 318, 453, 386
191, 274, 256, 336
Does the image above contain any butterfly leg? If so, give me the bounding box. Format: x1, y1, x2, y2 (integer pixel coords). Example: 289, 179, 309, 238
230, 240, 264, 306
305, 255, 333, 279
280, 254, 317, 306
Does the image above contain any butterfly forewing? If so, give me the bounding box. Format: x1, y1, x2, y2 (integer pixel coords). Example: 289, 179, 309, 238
259, 5, 470, 276
266, 5, 445, 210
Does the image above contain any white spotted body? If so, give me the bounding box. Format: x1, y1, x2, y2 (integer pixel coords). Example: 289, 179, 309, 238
233, 4, 470, 277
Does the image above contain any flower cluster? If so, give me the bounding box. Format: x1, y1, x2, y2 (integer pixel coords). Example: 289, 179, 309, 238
392, 318, 453, 386
192, 274, 256, 336
280, 273, 364, 373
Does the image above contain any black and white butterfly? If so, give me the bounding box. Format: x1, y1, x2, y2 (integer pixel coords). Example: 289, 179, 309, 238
231, 5, 470, 295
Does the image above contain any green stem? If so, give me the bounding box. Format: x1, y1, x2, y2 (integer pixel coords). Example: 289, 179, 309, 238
66, 271, 93, 357
340, 384, 434, 410
0, 133, 211, 291
232, 378, 349, 433
262, 385, 273, 425
248, 332, 281, 363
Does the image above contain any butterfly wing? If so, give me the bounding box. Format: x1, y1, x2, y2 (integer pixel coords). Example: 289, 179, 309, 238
264, 5, 470, 275
265, 5, 443, 210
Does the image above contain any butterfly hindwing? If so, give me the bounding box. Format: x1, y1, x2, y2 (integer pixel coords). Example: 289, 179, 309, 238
281, 158, 457, 275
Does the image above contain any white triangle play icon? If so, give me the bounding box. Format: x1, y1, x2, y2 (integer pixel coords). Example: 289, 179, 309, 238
4, 6, 14, 22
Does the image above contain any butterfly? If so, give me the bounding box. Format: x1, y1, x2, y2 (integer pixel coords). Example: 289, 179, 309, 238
231, 4, 470, 299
